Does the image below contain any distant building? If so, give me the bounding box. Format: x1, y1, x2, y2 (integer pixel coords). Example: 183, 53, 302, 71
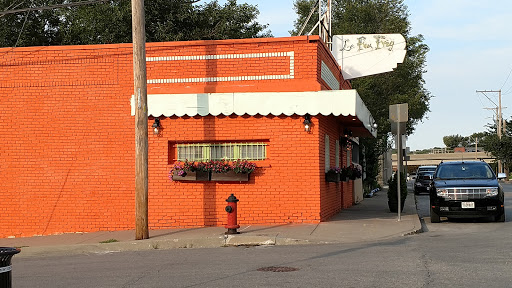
454, 147, 466, 153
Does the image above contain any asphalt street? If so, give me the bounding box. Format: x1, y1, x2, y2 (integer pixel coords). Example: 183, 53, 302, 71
8, 182, 512, 288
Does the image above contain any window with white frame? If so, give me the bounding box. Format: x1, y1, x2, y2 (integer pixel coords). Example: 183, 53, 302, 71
176, 142, 267, 161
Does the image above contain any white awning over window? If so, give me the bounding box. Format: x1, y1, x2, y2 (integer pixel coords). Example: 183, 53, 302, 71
131, 90, 376, 137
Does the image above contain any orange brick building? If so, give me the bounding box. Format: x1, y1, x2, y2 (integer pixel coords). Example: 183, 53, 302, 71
0, 36, 376, 238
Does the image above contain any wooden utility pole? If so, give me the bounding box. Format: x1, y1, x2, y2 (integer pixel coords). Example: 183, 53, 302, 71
477, 89, 504, 173
132, 0, 149, 240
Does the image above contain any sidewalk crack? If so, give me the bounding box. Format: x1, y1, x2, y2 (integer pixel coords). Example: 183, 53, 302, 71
310, 223, 320, 236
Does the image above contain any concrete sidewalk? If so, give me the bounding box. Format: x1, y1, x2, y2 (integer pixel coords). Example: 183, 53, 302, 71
0, 189, 422, 258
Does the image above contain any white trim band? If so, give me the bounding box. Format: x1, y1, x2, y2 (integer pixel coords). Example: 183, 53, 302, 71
146, 51, 294, 62
146, 52, 295, 84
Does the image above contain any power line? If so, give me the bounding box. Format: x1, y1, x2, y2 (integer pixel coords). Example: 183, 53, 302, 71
1, 0, 200, 16
503, 84, 512, 95
501, 67, 512, 90
14, 2, 31, 48
477, 90, 497, 107
0, 0, 112, 16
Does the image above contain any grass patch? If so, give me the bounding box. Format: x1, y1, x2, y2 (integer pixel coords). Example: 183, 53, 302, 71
99, 239, 119, 244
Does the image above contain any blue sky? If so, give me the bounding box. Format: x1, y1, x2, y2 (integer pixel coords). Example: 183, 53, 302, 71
217, 0, 512, 151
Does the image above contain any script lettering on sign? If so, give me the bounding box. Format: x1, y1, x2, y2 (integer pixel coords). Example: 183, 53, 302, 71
332, 34, 406, 80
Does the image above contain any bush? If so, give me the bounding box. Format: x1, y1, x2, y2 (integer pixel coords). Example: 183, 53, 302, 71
387, 172, 408, 203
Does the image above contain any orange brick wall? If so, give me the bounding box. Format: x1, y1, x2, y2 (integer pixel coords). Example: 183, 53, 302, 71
149, 115, 323, 227
0, 45, 135, 238
0, 36, 356, 238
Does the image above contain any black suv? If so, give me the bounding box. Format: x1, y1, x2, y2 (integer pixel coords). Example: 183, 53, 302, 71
414, 170, 435, 194
429, 161, 505, 223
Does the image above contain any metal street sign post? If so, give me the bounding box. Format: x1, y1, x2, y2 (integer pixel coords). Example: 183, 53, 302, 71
389, 103, 408, 221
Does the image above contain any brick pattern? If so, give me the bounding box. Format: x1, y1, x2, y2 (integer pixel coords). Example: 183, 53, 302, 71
0, 36, 355, 238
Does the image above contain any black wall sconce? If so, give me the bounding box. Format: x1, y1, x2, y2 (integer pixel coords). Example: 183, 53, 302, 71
303, 114, 312, 132
152, 118, 161, 135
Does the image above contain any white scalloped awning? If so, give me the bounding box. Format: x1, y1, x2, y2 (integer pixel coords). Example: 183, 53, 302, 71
131, 90, 376, 137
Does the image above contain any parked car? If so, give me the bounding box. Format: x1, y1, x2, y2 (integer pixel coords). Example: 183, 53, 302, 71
416, 165, 437, 174
408, 172, 417, 181
429, 161, 506, 223
414, 171, 434, 194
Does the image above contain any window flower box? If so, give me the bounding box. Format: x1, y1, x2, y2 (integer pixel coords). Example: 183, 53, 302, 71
169, 160, 255, 182
346, 164, 362, 180
171, 170, 210, 181
325, 167, 341, 183
211, 170, 250, 182
325, 170, 340, 183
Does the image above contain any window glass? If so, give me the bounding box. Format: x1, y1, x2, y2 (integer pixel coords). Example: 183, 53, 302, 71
211, 144, 234, 160
436, 163, 493, 179
176, 143, 266, 161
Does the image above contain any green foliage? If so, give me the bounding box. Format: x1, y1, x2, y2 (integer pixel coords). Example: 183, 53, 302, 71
0, 0, 271, 47
480, 133, 512, 171
442, 133, 487, 149
443, 134, 467, 149
0, 0, 63, 47
387, 172, 407, 202
361, 137, 386, 188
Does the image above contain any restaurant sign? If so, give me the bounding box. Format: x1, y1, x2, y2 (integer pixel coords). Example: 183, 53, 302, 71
332, 34, 406, 80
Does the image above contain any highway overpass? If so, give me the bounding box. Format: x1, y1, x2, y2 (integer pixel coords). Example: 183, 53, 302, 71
392, 151, 496, 170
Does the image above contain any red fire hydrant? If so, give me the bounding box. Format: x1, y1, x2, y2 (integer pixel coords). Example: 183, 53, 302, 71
225, 194, 240, 234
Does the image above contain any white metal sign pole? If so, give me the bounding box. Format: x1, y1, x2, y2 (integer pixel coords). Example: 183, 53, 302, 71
389, 103, 408, 222
397, 124, 401, 221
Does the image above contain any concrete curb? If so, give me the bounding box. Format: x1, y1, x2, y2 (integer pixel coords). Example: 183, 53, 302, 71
6, 187, 424, 258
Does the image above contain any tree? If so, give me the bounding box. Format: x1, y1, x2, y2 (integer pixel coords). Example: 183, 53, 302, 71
0, 0, 271, 47
0, 0, 63, 47
480, 118, 512, 172
481, 134, 512, 171
443, 134, 467, 149
292, 0, 431, 186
